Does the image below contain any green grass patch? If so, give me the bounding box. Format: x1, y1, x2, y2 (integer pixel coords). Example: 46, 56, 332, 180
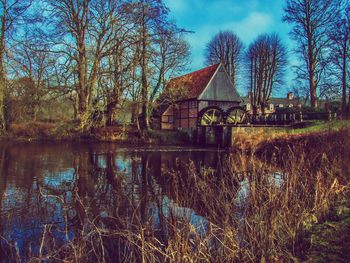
304, 200, 350, 262
290, 120, 350, 134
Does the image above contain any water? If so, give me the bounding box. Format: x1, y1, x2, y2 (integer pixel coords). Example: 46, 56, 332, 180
0, 141, 223, 260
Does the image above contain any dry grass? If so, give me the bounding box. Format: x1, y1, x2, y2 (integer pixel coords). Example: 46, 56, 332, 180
162, 130, 350, 262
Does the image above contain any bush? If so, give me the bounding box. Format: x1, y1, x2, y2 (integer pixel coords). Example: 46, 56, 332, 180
9, 122, 57, 138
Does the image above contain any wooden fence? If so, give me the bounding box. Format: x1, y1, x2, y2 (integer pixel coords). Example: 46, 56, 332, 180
249, 111, 337, 125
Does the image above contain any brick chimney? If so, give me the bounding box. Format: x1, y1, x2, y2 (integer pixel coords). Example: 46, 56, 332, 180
287, 92, 294, 100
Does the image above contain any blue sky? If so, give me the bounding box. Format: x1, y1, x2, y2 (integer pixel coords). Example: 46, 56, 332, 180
164, 0, 297, 96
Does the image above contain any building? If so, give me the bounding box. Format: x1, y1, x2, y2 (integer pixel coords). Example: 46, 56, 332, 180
242, 92, 302, 114
153, 63, 242, 130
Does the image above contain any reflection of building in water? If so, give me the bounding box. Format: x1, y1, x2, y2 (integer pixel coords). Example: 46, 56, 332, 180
153, 150, 219, 173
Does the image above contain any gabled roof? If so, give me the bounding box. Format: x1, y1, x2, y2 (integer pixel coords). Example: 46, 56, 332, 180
166, 63, 220, 100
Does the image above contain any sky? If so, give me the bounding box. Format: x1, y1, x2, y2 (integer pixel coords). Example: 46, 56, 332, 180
163, 0, 297, 96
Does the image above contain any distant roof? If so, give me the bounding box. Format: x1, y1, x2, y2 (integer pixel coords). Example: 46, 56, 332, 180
166, 63, 220, 100
269, 98, 300, 105
241, 97, 301, 106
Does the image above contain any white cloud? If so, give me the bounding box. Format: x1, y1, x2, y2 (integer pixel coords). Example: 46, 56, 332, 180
164, 0, 188, 13
163, 0, 296, 90
231, 12, 274, 43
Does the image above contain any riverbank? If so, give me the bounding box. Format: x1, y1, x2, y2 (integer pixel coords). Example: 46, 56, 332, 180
230, 119, 350, 150
3, 120, 350, 147
1, 121, 193, 145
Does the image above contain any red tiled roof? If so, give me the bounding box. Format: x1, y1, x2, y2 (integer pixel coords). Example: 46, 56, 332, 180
166, 63, 220, 100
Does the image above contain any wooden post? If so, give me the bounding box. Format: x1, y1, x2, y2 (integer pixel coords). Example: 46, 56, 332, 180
222, 126, 229, 147
197, 126, 205, 145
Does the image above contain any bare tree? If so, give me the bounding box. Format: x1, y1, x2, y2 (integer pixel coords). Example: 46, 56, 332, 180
0, 0, 33, 133
148, 26, 190, 120
205, 31, 243, 88
283, 0, 341, 109
247, 34, 287, 114
127, 0, 171, 132
7, 36, 56, 121
99, 35, 137, 126
45, 0, 127, 129
328, 1, 350, 113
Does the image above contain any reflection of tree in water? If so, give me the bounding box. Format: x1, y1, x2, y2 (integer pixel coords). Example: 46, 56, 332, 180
0, 143, 81, 260
0, 143, 221, 261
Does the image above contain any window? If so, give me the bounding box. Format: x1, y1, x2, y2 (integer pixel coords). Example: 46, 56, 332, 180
269, 104, 274, 111
163, 116, 174, 123
189, 101, 197, 109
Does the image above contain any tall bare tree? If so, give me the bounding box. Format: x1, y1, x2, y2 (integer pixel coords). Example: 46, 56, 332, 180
99, 33, 138, 126
45, 0, 127, 129
247, 34, 287, 114
127, 0, 170, 132
205, 31, 243, 88
328, 1, 350, 113
148, 26, 190, 119
283, 0, 341, 109
7, 36, 55, 121
0, 0, 33, 133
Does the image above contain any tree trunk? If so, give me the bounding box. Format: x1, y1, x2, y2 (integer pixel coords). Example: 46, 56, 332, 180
0, 12, 6, 134
0, 64, 6, 134
341, 50, 347, 114
306, 4, 318, 110
309, 75, 318, 109
106, 102, 117, 126
76, 29, 90, 129
140, 14, 150, 132
308, 50, 318, 109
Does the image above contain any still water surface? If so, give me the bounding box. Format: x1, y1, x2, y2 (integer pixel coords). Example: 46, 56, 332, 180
0, 141, 224, 260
